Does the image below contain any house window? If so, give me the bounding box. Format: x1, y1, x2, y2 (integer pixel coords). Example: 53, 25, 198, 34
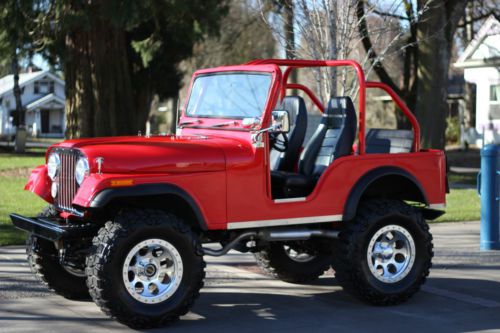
5, 100, 10, 109
489, 84, 500, 119
34, 81, 54, 94
490, 84, 500, 102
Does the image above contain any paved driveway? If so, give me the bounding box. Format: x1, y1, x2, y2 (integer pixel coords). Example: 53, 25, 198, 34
1, 221, 500, 333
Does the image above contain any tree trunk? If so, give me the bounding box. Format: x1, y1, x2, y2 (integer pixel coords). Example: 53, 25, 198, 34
328, 0, 337, 97
64, 3, 149, 138
415, 0, 467, 149
283, 0, 298, 91
12, 51, 26, 153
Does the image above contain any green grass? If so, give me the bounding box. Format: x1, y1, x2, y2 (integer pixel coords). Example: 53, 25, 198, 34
436, 188, 480, 222
0, 151, 45, 245
0, 153, 44, 171
0, 176, 45, 245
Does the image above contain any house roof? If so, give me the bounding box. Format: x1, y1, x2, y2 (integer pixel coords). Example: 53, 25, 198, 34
25, 93, 65, 111
0, 70, 65, 98
455, 16, 500, 68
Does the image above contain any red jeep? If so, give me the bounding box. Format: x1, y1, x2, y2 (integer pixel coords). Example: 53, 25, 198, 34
11, 59, 446, 329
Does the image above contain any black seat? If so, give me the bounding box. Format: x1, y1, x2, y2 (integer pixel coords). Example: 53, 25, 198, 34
365, 129, 413, 153
270, 96, 308, 171
271, 97, 357, 198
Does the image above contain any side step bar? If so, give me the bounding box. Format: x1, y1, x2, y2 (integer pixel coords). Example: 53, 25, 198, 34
10, 213, 98, 242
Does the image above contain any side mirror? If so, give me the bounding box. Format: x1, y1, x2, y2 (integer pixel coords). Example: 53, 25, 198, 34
271, 110, 290, 133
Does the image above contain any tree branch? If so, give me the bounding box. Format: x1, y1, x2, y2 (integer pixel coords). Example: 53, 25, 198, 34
372, 9, 410, 21
356, 0, 401, 96
457, 10, 496, 28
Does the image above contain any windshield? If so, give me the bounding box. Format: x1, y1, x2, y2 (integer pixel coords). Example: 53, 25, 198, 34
186, 73, 272, 118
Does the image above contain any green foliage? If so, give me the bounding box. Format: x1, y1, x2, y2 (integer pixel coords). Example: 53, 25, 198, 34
446, 116, 460, 144
32, 0, 229, 100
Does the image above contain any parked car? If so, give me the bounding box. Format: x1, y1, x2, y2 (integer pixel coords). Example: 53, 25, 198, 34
11, 59, 447, 329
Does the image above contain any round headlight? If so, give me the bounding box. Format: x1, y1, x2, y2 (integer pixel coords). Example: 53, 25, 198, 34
75, 157, 89, 185
47, 153, 60, 180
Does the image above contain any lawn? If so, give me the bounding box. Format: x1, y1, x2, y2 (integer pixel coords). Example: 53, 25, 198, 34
0, 152, 45, 245
436, 189, 480, 222
0, 150, 482, 246
0, 177, 46, 245
0, 153, 44, 171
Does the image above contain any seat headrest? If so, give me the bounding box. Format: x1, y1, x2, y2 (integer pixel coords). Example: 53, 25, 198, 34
322, 97, 356, 128
278, 96, 307, 127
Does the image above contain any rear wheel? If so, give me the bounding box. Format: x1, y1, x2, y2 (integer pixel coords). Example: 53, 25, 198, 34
86, 209, 205, 329
332, 199, 433, 305
254, 241, 331, 283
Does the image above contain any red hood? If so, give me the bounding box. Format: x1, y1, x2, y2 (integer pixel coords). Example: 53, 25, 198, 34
50, 135, 233, 174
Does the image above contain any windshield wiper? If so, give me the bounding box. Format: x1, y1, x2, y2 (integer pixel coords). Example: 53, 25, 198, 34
178, 120, 202, 128
209, 121, 238, 128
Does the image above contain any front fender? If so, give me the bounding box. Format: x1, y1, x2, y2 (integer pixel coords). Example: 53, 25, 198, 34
24, 165, 53, 204
71, 171, 226, 229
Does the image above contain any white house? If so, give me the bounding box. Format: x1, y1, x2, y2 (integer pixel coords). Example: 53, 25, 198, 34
0, 70, 66, 138
455, 16, 500, 147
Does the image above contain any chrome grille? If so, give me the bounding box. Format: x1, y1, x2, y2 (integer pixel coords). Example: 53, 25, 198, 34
54, 148, 79, 211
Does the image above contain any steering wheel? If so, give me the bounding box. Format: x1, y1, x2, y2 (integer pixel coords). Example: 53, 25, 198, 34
269, 132, 288, 152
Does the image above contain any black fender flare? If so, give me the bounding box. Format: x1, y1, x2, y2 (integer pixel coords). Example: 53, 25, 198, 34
343, 166, 428, 221
89, 183, 207, 230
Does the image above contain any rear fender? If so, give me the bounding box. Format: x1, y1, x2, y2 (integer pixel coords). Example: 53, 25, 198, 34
343, 166, 428, 221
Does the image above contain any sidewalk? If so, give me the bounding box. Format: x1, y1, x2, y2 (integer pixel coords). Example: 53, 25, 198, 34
0, 221, 499, 333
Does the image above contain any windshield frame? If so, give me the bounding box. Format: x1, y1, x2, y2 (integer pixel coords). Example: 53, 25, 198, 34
184, 71, 273, 120
180, 65, 281, 132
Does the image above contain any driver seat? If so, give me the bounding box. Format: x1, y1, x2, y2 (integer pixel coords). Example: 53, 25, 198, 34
270, 96, 308, 171
271, 97, 357, 198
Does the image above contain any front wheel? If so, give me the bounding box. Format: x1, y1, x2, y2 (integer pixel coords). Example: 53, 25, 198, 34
27, 205, 89, 300
86, 209, 205, 329
332, 199, 433, 305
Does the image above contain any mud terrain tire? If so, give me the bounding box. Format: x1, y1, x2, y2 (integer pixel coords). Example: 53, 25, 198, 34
332, 199, 433, 305
254, 242, 331, 283
26, 205, 89, 300
86, 209, 205, 329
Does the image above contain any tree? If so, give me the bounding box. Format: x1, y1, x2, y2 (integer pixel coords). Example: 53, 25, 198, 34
184, 0, 275, 69
358, 1, 483, 148
0, 0, 35, 152
415, 0, 468, 149
176, 0, 276, 133
30, 0, 228, 138
259, 0, 414, 104
356, 0, 419, 129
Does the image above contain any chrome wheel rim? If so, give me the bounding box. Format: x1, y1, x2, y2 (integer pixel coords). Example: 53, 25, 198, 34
122, 239, 183, 304
284, 245, 316, 263
366, 225, 415, 283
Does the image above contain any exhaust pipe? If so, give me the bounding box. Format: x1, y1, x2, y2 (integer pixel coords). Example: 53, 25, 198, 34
202, 228, 339, 257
